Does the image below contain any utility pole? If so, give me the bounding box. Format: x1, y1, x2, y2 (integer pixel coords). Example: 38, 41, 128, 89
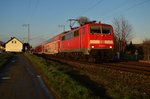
22, 24, 30, 43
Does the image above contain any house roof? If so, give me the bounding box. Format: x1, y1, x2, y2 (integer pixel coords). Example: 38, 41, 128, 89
5, 37, 23, 45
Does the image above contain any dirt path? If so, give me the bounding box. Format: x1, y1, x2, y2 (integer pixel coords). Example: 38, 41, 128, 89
0, 53, 54, 99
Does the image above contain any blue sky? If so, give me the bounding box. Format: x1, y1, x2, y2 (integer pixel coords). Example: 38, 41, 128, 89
0, 0, 150, 47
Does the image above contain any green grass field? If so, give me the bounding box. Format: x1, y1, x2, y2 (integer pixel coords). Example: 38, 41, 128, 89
0, 53, 13, 68
25, 54, 100, 99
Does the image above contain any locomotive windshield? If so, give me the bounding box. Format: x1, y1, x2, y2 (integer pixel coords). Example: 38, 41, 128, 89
90, 26, 112, 34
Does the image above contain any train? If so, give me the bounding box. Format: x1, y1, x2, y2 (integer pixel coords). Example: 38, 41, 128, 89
34, 21, 115, 62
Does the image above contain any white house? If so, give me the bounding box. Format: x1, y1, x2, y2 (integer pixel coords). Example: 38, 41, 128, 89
5, 37, 23, 52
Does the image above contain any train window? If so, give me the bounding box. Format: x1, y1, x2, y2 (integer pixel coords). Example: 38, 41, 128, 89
62, 36, 65, 41
62, 32, 74, 40
70, 32, 74, 38
66, 32, 74, 40
66, 34, 69, 40
47, 36, 55, 42
62, 30, 79, 41
74, 30, 79, 37
90, 26, 111, 34
102, 26, 111, 34
90, 26, 101, 33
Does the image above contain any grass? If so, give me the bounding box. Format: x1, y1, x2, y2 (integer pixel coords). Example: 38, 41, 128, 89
0, 53, 13, 68
25, 53, 100, 99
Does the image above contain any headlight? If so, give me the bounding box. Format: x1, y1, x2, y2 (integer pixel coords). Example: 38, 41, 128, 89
92, 46, 94, 48
110, 46, 112, 48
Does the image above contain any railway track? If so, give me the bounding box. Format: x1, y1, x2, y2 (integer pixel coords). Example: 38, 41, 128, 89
101, 63, 150, 75
44, 55, 150, 76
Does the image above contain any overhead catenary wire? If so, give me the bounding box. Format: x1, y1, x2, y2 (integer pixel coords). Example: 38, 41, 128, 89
101, 0, 150, 21
83, 0, 104, 14
73, 0, 104, 17
72, 0, 150, 23
99, 0, 134, 20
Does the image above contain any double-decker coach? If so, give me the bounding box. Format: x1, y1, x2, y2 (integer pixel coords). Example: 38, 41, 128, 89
43, 34, 61, 54
34, 44, 44, 54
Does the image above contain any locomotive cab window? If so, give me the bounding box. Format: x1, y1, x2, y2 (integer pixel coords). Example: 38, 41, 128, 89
102, 26, 111, 34
74, 30, 79, 37
90, 26, 111, 34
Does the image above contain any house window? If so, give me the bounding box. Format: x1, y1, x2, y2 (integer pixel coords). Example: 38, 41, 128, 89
12, 40, 17, 44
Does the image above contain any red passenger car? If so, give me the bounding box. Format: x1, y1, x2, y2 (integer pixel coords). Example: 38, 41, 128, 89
34, 44, 44, 54
43, 34, 61, 54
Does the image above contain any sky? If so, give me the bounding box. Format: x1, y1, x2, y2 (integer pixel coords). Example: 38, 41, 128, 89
0, 0, 150, 47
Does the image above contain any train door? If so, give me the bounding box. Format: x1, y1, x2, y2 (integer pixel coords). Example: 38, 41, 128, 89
80, 27, 85, 49
79, 28, 82, 49
80, 26, 88, 54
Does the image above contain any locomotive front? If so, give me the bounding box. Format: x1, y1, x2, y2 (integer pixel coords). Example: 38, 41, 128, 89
89, 23, 114, 50
86, 23, 115, 62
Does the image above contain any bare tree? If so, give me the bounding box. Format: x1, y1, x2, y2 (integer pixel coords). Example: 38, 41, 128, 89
77, 16, 90, 26
143, 39, 150, 60
113, 17, 133, 53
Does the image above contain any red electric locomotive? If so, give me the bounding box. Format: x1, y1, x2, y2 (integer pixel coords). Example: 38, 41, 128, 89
60, 22, 114, 62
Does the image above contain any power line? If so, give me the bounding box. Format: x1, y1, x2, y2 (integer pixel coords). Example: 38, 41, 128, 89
75, 0, 104, 16
101, 0, 150, 21
100, 0, 132, 19
123, 0, 150, 12
84, 0, 104, 14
